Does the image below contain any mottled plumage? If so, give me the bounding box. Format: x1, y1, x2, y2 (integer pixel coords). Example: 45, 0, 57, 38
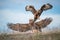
7, 3, 53, 32
25, 3, 53, 22
7, 18, 52, 32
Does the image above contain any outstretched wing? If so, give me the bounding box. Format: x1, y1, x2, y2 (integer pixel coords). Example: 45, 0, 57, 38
34, 3, 53, 22
39, 3, 53, 11
25, 5, 37, 15
7, 23, 31, 32
35, 18, 52, 28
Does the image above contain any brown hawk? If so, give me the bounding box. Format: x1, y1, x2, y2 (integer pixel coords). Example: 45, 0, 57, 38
7, 18, 52, 32
25, 3, 53, 22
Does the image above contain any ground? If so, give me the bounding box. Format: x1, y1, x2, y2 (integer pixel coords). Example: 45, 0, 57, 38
0, 32, 60, 40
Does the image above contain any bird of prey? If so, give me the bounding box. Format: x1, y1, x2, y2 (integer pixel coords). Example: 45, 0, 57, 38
7, 3, 53, 32
25, 3, 53, 22
7, 18, 52, 32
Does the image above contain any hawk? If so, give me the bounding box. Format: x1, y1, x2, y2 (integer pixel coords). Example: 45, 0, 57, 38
7, 3, 53, 32
25, 3, 53, 22
7, 18, 52, 32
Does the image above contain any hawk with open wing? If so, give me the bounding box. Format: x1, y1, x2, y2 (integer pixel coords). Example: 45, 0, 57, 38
7, 18, 52, 32
25, 3, 53, 22
7, 3, 53, 32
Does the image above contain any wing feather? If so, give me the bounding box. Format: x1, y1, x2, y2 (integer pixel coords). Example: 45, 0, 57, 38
35, 18, 52, 28
7, 23, 31, 32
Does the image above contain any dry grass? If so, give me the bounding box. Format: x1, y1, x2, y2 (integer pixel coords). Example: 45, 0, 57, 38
0, 32, 60, 40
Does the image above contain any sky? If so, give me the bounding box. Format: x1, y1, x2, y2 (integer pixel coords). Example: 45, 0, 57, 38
0, 0, 60, 33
